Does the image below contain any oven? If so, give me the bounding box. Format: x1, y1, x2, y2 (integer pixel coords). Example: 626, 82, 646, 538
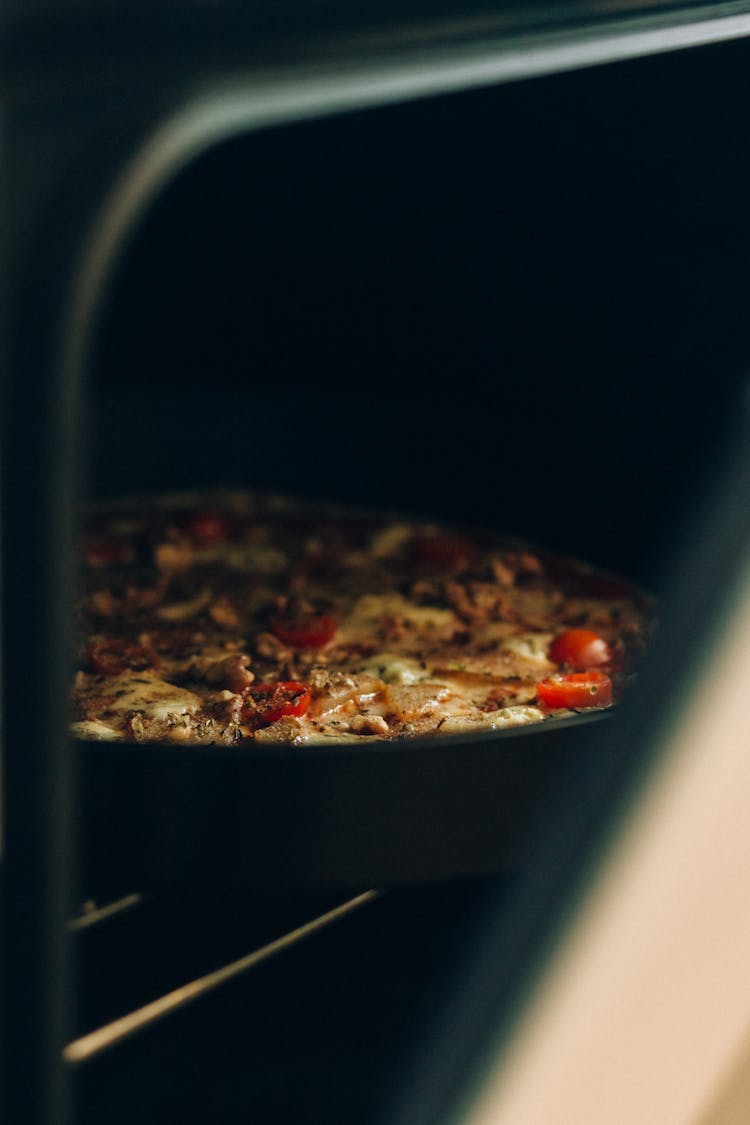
3, 3, 750, 1123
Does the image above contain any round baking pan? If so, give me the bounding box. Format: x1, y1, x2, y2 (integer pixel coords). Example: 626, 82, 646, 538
73, 709, 613, 898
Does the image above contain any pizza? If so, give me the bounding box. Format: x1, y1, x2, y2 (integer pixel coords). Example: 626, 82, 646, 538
70, 490, 654, 746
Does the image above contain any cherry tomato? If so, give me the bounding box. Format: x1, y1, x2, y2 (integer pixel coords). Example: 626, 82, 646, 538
536, 671, 612, 710
270, 613, 337, 649
242, 681, 312, 727
87, 639, 160, 677
83, 534, 134, 568
182, 510, 232, 545
410, 534, 473, 570
548, 628, 613, 670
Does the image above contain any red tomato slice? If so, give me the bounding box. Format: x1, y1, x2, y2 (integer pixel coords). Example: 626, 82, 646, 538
536, 671, 612, 710
410, 533, 473, 570
83, 534, 135, 568
270, 613, 337, 649
182, 510, 232, 545
87, 639, 160, 677
242, 681, 312, 727
548, 628, 613, 670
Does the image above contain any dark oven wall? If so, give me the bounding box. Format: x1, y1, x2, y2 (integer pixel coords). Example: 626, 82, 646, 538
86, 36, 750, 595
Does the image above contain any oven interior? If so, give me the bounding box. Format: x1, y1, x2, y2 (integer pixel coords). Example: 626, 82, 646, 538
70, 40, 749, 1123
85, 42, 744, 593
4, 22, 750, 1125
70, 33, 747, 902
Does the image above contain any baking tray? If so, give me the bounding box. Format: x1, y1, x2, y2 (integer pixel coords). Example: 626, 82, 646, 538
73, 709, 612, 898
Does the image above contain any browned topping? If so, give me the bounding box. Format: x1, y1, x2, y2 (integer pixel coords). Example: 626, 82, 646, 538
70, 490, 655, 746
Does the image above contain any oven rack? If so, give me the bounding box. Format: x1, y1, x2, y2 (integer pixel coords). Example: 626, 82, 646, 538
64, 875, 518, 1125
66, 887, 383, 1063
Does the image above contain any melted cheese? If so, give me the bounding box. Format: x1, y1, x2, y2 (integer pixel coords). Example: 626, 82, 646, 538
489, 705, 546, 727
434, 704, 546, 735
70, 719, 123, 741
500, 633, 556, 667
347, 594, 456, 633
369, 523, 412, 558
222, 543, 287, 573
356, 653, 429, 684
104, 672, 202, 721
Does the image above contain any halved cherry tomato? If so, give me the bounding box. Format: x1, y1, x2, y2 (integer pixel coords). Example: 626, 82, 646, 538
87, 639, 160, 677
182, 510, 232, 545
242, 681, 312, 727
270, 613, 337, 649
536, 670, 612, 711
83, 534, 134, 568
548, 628, 613, 670
410, 533, 473, 570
